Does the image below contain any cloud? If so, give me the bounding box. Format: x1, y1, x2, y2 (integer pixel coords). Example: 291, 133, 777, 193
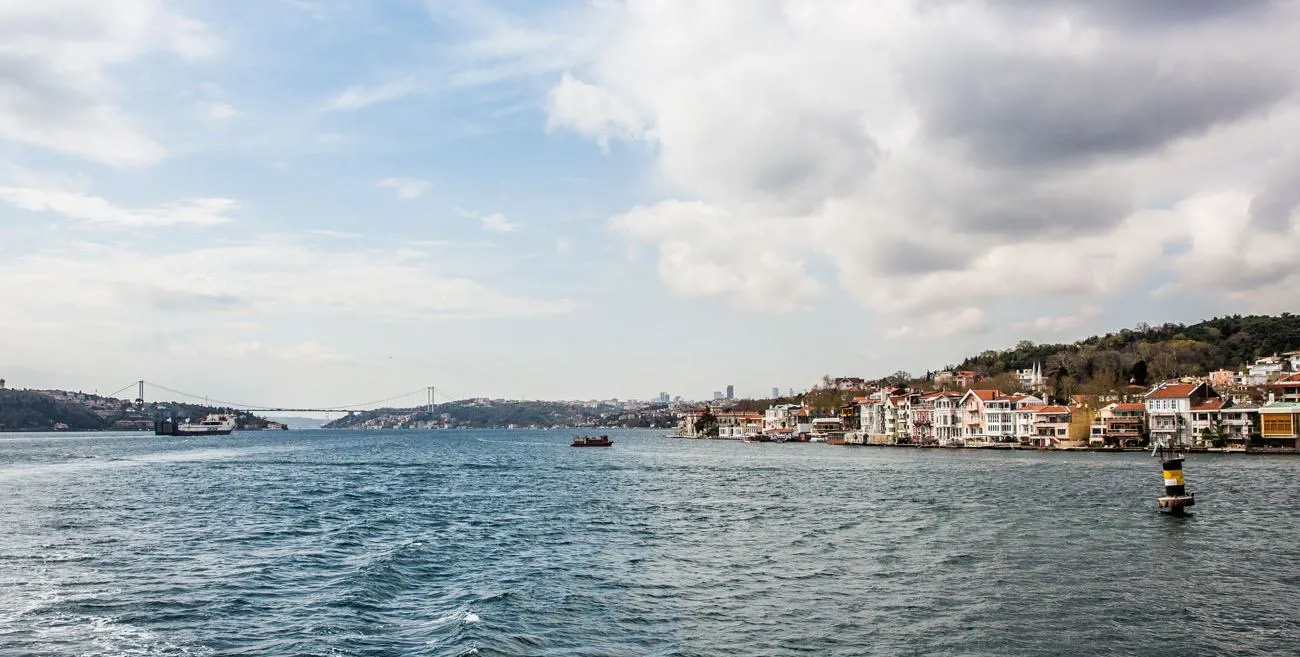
326, 78, 418, 110
375, 177, 429, 200
546, 73, 649, 150
610, 200, 825, 313
0, 238, 578, 323
455, 207, 521, 233
479, 213, 520, 234
0, 187, 237, 227
886, 307, 991, 339
555, 238, 572, 255
525, 0, 1300, 327
1012, 305, 1104, 335
205, 101, 240, 121
0, 0, 218, 166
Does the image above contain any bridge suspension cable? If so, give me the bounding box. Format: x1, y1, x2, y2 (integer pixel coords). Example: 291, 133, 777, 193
123, 380, 450, 412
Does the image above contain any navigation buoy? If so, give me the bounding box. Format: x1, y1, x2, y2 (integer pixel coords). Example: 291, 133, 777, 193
1155, 445, 1195, 515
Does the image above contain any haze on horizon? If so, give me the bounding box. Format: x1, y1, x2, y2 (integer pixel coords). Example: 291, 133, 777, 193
2, 0, 1299, 407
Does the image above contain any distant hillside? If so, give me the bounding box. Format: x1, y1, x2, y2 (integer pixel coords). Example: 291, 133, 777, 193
323, 398, 676, 430
0, 389, 107, 431
0, 388, 276, 432
949, 314, 1300, 399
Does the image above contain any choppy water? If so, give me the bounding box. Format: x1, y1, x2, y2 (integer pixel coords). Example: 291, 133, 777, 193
2, 429, 1299, 656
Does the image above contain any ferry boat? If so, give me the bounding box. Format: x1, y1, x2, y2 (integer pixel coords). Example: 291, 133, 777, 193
154, 413, 236, 436
571, 434, 612, 447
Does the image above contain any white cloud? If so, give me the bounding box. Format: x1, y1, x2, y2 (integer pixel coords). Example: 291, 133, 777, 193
1012, 306, 1104, 335
546, 73, 649, 150
610, 200, 824, 313
886, 307, 990, 339
205, 101, 240, 121
326, 78, 418, 110
0, 238, 578, 322
525, 1, 1300, 327
0, 0, 218, 166
375, 177, 429, 200
0, 187, 236, 227
555, 238, 572, 255
480, 213, 520, 234
455, 207, 521, 234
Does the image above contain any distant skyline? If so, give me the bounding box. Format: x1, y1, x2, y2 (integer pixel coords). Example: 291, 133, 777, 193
2, 1, 1300, 406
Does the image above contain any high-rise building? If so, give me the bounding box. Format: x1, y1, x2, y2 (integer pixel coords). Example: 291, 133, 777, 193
658, 392, 670, 403
726, 385, 735, 400
772, 387, 780, 399
713, 391, 724, 400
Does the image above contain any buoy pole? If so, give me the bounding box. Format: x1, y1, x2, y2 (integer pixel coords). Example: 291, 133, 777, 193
1156, 445, 1195, 515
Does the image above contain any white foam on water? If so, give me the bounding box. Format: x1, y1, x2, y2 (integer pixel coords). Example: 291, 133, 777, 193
464, 612, 480, 623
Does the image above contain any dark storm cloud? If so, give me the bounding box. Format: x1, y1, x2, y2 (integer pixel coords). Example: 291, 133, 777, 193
911, 51, 1293, 169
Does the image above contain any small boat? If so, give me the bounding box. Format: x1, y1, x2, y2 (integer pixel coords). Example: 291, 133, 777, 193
571, 434, 612, 447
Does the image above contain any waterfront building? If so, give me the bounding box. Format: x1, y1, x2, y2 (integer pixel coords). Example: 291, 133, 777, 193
1090, 403, 1146, 447
1220, 404, 1259, 446
716, 410, 762, 439
1028, 406, 1072, 448
959, 389, 999, 442
1259, 402, 1300, 449
1145, 381, 1220, 447
929, 391, 963, 445
763, 404, 800, 435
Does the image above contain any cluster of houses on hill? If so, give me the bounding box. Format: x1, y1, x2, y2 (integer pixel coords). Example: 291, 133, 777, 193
677, 355, 1300, 451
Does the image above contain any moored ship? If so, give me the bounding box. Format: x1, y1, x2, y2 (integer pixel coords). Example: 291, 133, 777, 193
154, 413, 236, 436
571, 434, 612, 447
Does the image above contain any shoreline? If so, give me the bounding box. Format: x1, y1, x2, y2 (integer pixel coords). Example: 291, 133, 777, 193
667, 435, 1299, 455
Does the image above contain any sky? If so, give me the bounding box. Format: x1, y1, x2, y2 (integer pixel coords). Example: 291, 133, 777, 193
1, 0, 1299, 406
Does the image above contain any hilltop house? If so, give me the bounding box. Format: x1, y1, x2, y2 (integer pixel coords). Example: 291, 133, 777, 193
1266, 372, 1300, 404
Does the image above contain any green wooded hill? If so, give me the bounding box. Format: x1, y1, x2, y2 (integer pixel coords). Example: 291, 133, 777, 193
322, 398, 677, 429
951, 314, 1300, 397
0, 389, 107, 431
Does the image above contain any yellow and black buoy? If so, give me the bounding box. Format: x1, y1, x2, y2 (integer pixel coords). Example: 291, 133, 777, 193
1155, 446, 1195, 515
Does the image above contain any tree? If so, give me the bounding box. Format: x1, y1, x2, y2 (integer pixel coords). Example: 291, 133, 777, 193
694, 410, 718, 437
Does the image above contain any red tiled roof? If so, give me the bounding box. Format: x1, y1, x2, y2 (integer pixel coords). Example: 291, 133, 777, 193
1033, 405, 1071, 414
969, 389, 1000, 401
1113, 403, 1145, 411
1146, 383, 1200, 399
1192, 399, 1227, 411
1267, 373, 1300, 386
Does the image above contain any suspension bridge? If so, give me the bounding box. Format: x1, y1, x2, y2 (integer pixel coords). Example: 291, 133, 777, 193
99, 380, 459, 414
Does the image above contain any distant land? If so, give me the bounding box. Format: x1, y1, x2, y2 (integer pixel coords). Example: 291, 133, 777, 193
321, 398, 677, 430
0, 388, 274, 433
4, 314, 1297, 433
265, 416, 329, 430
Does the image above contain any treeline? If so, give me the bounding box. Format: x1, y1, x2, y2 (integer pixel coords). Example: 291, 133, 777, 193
0, 388, 273, 432
0, 390, 106, 431
323, 399, 678, 429
949, 314, 1300, 400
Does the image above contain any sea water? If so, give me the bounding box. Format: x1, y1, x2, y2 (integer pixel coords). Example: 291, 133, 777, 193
1, 429, 1298, 655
